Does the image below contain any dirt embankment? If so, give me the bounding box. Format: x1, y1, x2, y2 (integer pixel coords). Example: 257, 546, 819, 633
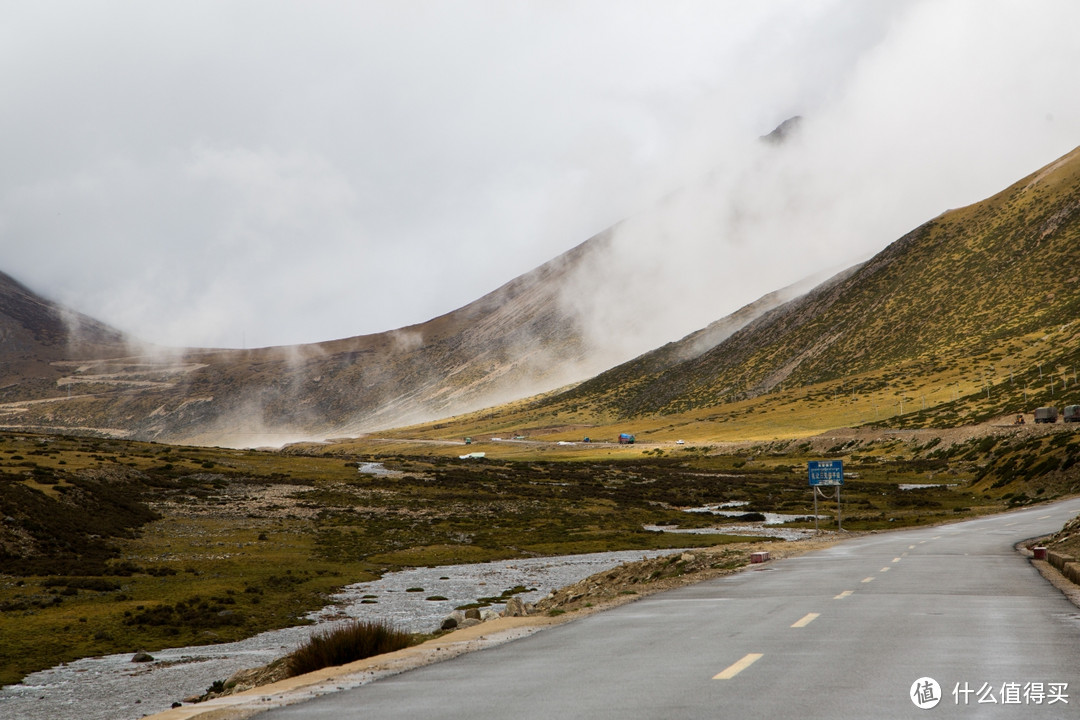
804, 418, 1072, 451
526, 537, 838, 615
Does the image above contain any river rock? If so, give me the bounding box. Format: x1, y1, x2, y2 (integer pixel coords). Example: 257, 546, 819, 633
503, 597, 528, 617
131, 651, 154, 663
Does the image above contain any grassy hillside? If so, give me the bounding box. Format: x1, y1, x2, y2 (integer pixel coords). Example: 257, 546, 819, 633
386, 145, 1080, 444
574, 146, 1080, 419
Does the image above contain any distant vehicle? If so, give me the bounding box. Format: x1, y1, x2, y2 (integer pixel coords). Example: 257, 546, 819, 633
618, 433, 635, 444
676, 439, 685, 444
1064, 405, 1080, 423
464, 437, 472, 444
1034, 407, 1059, 424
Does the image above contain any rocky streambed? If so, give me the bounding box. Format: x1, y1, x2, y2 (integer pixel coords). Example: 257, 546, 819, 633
0, 549, 690, 720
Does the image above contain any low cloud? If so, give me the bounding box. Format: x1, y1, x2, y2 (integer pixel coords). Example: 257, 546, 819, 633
1, 1, 1078, 353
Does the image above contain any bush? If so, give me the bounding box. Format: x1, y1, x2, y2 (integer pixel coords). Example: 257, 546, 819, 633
286, 620, 413, 677
42, 577, 121, 592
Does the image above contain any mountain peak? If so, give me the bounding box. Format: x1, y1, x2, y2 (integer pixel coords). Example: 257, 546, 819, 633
760, 115, 804, 145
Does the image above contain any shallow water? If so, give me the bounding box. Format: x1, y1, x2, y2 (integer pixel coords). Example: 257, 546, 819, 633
0, 549, 687, 720
642, 524, 812, 541
355, 462, 400, 477
898, 483, 957, 490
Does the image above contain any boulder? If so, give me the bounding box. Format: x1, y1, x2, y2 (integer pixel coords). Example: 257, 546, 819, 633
131, 651, 154, 663
503, 597, 527, 617
223, 657, 289, 695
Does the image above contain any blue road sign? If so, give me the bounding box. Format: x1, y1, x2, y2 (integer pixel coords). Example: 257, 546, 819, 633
808, 459, 844, 486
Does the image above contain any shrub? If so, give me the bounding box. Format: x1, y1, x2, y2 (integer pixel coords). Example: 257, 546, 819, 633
286, 620, 413, 677
42, 577, 121, 592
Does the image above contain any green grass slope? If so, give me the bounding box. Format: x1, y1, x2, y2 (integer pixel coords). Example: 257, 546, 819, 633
534, 145, 1080, 426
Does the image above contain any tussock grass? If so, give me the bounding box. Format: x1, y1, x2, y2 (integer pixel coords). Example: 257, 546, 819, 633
286, 620, 413, 677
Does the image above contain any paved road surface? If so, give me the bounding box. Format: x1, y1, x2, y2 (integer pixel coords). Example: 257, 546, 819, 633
258, 499, 1080, 719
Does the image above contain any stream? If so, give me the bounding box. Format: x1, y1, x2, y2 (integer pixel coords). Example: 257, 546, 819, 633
0, 549, 688, 720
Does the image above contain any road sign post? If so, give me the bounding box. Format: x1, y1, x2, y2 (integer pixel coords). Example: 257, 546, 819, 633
808, 460, 844, 532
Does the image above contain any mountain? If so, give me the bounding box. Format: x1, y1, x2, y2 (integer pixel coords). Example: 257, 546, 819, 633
513, 144, 1080, 428
15, 131, 1072, 448
0, 270, 129, 391
2, 118, 821, 446
0, 226, 796, 445
760, 115, 803, 144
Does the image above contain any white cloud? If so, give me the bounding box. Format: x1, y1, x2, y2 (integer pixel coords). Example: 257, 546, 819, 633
1, 0, 1078, 349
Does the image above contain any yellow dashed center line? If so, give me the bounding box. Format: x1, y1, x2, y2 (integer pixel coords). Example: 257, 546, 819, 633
1038, 515, 1052, 520
714, 653, 764, 680
861, 576, 875, 583
892, 557, 902, 563
834, 590, 854, 599
791, 613, 820, 628
909, 545, 916, 550
880, 567, 891, 573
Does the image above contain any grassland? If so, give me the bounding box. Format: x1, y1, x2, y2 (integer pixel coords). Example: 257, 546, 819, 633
0, 432, 760, 685
4, 418, 1079, 687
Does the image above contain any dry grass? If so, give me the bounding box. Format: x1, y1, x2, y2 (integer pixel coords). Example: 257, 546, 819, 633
286, 620, 413, 677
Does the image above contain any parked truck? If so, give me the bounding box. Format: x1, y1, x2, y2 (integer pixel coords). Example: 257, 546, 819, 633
1034, 406, 1059, 423
1064, 405, 1080, 423
618, 433, 636, 444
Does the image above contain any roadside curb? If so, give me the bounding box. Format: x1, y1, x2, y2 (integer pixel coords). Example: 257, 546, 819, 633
1018, 541, 1080, 610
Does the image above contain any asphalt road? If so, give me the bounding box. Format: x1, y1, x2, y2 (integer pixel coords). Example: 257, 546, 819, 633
257, 499, 1080, 719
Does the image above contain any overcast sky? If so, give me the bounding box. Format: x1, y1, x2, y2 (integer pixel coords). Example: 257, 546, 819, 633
3, 0, 1079, 349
